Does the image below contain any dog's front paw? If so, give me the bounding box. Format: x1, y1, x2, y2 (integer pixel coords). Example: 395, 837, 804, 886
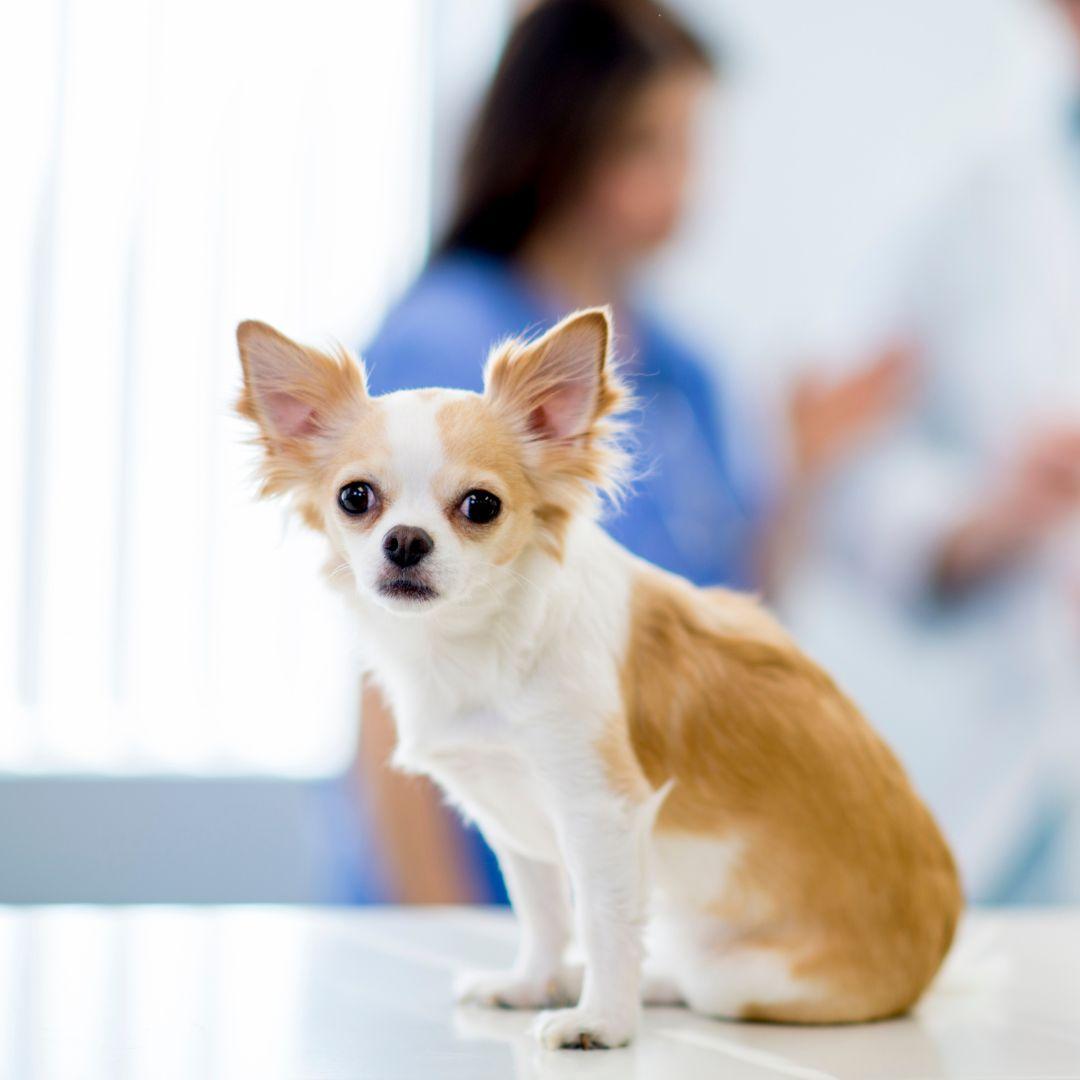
454, 966, 580, 1010
532, 1006, 636, 1050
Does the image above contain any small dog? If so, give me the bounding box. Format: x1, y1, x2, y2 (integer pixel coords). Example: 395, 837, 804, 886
237, 309, 962, 1050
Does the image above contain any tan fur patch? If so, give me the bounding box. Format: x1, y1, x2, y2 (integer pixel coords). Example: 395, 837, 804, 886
605, 566, 963, 1023
436, 316, 631, 560
481, 309, 631, 557
236, 321, 377, 533
435, 396, 540, 563
315, 405, 394, 543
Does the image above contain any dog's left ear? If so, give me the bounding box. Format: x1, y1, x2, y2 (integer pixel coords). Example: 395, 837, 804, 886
483, 307, 620, 443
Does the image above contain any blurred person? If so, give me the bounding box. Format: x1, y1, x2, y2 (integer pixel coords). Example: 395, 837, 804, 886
786, 0, 1080, 902
347, 0, 909, 902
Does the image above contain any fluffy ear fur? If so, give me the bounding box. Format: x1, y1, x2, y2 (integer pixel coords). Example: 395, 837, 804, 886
483, 307, 631, 546
236, 320, 367, 523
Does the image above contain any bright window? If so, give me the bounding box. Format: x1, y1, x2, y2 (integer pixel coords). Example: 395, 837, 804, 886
1, 0, 431, 775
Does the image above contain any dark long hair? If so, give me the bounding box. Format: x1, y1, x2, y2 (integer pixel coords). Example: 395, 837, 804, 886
440, 0, 714, 260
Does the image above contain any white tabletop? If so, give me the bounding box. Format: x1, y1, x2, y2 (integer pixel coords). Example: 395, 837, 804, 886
1, 906, 1078, 1079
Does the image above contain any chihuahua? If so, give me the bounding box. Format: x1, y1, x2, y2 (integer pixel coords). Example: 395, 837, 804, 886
237, 309, 961, 1050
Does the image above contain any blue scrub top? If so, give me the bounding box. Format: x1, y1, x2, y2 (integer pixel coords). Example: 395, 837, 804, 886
351, 251, 764, 903
363, 252, 762, 589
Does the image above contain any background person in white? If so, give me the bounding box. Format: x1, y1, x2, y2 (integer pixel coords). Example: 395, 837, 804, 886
785, 0, 1080, 901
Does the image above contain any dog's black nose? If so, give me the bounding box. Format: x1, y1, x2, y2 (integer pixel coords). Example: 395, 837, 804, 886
383, 525, 434, 569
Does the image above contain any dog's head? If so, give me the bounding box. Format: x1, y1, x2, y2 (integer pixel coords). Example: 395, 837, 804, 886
237, 309, 628, 615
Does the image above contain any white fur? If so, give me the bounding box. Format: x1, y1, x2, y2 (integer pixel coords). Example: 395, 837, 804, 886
331, 391, 810, 1049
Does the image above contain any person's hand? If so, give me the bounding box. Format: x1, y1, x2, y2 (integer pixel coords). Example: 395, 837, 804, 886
935, 425, 1080, 596
757, 342, 916, 597
787, 341, 917, 483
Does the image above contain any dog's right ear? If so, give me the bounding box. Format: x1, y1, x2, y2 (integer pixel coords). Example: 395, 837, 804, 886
236, 320, 367, 500
237, 320, 367, 446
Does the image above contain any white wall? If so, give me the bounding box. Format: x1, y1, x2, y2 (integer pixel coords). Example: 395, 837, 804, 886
655, 0, 1073, 383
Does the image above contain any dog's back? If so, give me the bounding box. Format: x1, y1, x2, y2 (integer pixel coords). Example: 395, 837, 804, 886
610, 565, 963, 1022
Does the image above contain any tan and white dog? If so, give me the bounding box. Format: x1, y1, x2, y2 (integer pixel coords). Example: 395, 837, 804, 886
237, 309, 962, 1050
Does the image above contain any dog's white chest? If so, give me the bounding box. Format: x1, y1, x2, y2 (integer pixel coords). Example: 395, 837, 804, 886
396, 707, 560, 863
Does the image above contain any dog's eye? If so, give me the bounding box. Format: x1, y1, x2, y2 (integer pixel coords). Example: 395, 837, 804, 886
459, 490, 501, 524
338, 481, 374, 516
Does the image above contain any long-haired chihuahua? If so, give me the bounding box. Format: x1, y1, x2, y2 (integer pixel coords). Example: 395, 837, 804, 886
237, 309, 961, 1050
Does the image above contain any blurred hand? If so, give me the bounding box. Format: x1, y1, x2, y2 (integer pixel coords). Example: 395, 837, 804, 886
788, 341, 917, 483
757, 342, 916, 598
935, 425, 1080, 596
